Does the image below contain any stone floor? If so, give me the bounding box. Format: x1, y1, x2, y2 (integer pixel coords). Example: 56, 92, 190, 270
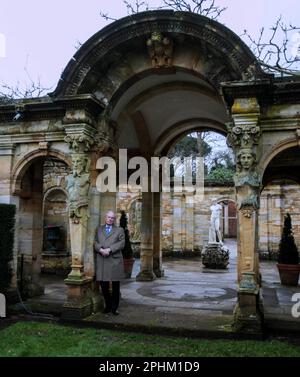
21, 239, 300, 337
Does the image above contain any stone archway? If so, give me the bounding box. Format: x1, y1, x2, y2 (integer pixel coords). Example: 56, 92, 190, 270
14, 154, 71, 297
49, 10, 266, 325
1, 10, 300, 332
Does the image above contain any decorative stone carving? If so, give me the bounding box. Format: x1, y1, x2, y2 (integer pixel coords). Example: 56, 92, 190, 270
242, 64, 258, 81
64, 134, 94, 153
240, 194, 259, 218
201, 243, 230, 269
39, 142, 49, 150
227, 123, 261, 149
147, 32, 173, 68
93, 114, 115, 153
202, 199, 230, 269
66, 154, 91, 224
208, 199, 223, 244
234, 148, 260, 187
239, 272, 258, 292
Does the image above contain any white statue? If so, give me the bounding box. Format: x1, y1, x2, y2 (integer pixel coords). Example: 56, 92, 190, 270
209, 198, 223, 245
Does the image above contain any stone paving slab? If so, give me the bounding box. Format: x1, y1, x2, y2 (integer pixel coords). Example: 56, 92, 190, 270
15, 240, 300, 337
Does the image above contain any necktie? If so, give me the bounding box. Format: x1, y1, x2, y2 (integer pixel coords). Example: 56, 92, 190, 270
105, 226, 111, 236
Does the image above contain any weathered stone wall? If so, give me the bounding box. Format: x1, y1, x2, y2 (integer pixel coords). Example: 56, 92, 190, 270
117, 186, 237, 255
259, 180, 300, 259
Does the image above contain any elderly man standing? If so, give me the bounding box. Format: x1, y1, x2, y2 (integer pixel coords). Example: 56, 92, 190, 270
94, 211, 125, 315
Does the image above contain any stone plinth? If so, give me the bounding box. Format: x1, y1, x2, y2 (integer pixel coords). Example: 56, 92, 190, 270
201, 243, 230, 269
62, 276, 95, 320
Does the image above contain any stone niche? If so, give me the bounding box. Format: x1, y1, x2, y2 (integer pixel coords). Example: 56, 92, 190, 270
41, 159, 71, 276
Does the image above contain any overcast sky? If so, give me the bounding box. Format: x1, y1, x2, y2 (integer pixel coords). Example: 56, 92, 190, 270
0, 0, 299, 92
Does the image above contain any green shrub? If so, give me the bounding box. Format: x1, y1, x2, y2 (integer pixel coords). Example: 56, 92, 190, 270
119, 210, 133, 259
278, 213, 299, 264
0, 204, 16, 291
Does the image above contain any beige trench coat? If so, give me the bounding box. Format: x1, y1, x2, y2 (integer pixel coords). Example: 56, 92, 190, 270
94, 225, 125, 281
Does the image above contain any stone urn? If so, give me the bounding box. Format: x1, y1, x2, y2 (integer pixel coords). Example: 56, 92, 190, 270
201, 243, 230, 269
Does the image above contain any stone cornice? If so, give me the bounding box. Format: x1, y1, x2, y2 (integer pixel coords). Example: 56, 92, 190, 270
0, 94, 105, 123
222, 77, 300, 107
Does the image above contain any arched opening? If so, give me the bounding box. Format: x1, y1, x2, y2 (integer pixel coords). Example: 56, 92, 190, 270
15, 155, 71, 298
259, 146, 300, 319
259, 146, 300, 261
42, 185, 70, 277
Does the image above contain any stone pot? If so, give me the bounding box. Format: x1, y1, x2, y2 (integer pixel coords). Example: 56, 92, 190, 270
277, 263, 300, 286
123, 258, 135, 278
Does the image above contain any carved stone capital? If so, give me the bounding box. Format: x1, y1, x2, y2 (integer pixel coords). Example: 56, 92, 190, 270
227, 122, 261, 149
65, 133, 94, 153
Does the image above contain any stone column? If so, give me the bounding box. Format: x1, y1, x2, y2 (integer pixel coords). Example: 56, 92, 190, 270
136, 189, 156, 281
227, 98, 263, 334
62, 126, 95, 319
185, 192, 194, 251
173, 193, 182, 252
0, 144, 20, 301
153, 191, 164, 277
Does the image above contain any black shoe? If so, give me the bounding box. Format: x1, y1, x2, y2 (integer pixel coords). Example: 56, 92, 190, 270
112, 310, 119, 316
102, 308, 111, 314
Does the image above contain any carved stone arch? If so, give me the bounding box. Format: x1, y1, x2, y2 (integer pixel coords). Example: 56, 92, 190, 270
43, 186, 69, 202
259, 138, 299, 177
51, 10, 266, 98
154, 118, 227, 156
11, 149, 72, 195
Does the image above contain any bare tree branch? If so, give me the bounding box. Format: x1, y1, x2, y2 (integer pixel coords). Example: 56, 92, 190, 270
100, 0, 226, 22
161, 0, 226, 20
241, 16, 300, 76
0, 65, 52, 104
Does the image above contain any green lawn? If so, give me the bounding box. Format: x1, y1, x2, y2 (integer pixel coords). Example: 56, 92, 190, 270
0, 321, 299, 357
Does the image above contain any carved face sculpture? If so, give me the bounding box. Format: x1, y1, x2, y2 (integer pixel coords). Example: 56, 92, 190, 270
239, 150, 255, 171
72, 156, 85, 177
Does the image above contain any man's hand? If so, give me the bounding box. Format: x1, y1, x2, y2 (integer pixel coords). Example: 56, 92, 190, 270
100, 248, 110, 257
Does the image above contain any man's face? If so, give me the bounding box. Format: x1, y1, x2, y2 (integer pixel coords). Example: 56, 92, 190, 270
240, 152, 254, 170
105, 212, 115, 225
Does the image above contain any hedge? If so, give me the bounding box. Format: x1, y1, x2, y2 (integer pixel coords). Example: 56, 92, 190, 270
0, 204, 16, 291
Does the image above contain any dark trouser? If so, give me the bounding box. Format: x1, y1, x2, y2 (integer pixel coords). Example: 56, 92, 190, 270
100, 281, 120, 312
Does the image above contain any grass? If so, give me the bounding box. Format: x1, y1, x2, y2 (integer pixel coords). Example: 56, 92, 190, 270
0, 321, 300, 357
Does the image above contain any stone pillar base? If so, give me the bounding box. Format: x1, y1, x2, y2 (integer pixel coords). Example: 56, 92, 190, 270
62, 276, 94, 320
90, 281, 104, 313
232, 273, 264, 335
136, 271, 156, 281
154, 268, 165, 278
